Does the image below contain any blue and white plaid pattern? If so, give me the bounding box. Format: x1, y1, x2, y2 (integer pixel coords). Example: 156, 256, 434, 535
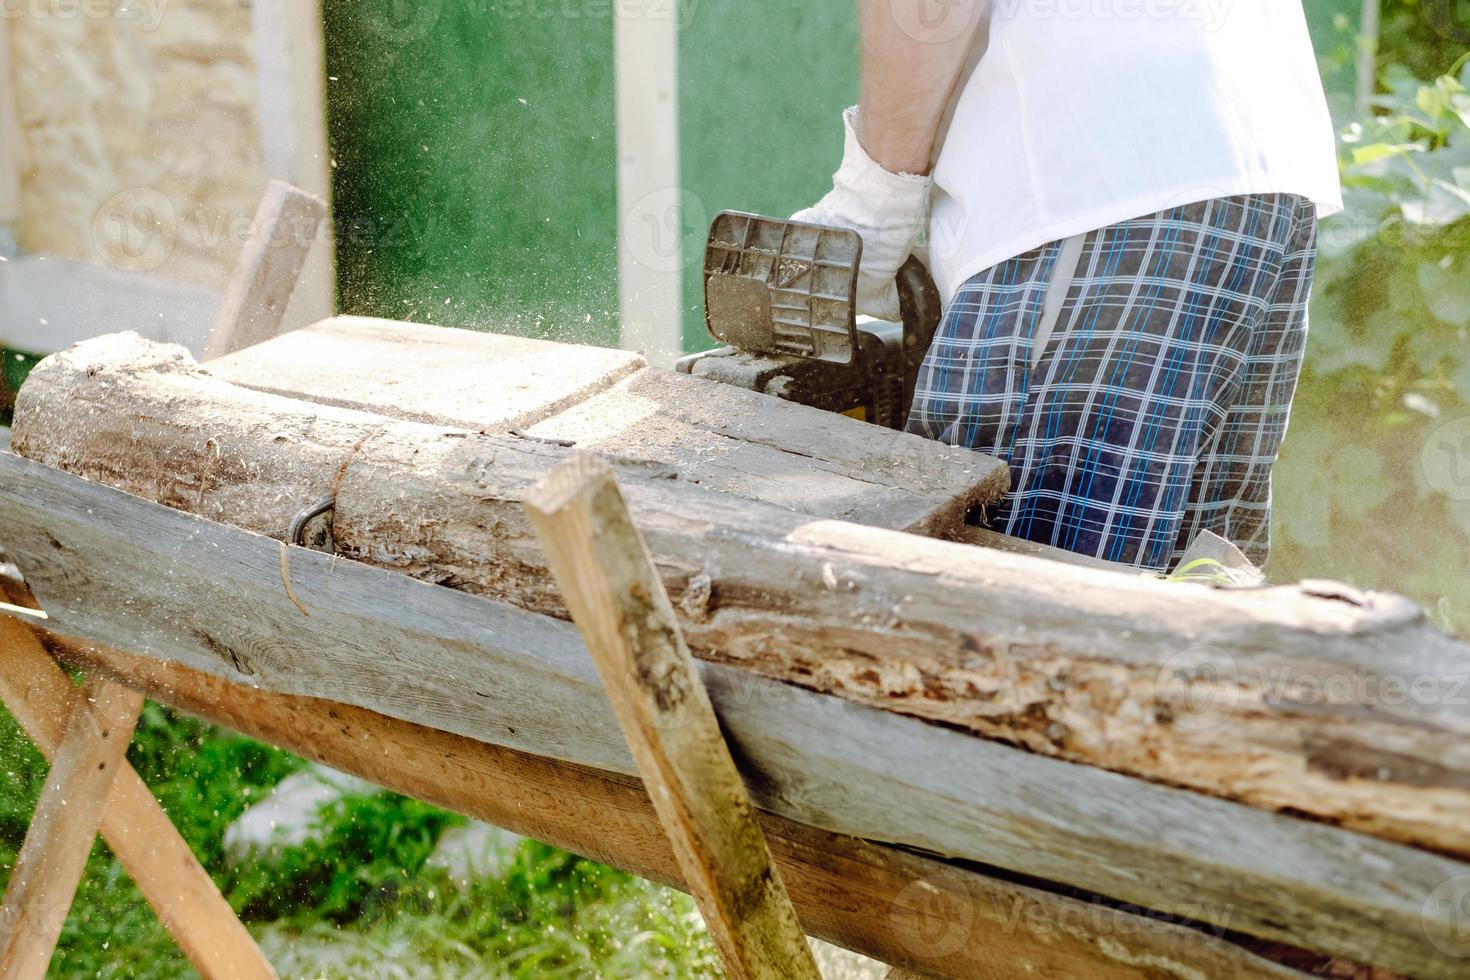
909, 194, 1318, 570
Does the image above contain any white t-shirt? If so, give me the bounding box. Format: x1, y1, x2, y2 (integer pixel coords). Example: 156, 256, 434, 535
927, 1, 1344, 301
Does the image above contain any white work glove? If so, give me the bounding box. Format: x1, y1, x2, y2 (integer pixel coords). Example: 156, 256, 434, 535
793, 106, 932, 322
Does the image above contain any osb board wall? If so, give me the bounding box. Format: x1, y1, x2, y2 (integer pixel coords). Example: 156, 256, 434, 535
8, 0, 267, 289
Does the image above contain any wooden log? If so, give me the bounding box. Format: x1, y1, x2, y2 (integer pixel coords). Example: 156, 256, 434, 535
527, 455, 821, 980
11, 332, 1470, 864
52, 638, 1308, 980
0, 608, 278, 979
209, 317, 1006, 533
0, 677, 143, 979
1, 452, 1466, 977
203, 180, 326, 361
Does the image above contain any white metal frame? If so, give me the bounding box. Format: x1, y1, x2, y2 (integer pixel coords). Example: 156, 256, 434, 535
614, 5, 683, 367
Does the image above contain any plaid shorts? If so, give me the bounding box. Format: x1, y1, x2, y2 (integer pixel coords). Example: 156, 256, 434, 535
908, 194, 1318, 571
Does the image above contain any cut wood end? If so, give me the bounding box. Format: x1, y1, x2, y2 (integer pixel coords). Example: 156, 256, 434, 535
523, 452, 616, 517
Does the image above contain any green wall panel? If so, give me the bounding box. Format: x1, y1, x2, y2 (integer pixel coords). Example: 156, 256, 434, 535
675, 3, 858, 349
324, 3, 1352, 352
324, 2, 856, 353
324, 2, 619, 346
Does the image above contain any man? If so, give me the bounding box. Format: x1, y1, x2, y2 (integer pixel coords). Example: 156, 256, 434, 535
797, 1, 1341, 571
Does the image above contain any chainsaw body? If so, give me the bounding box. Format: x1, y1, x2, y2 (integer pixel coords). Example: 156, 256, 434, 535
676, 211, 943, 430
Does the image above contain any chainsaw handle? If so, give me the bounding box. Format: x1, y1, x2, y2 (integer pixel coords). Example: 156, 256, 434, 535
895, 255, 943, 409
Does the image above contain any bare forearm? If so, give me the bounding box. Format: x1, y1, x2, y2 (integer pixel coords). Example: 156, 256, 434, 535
856, 0, 984, 175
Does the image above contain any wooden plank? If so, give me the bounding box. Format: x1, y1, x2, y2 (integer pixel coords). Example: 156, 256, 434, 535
0, 610, 278, 979
527, 455, 821, 980
0, 677, 143, 978
525, 366, 1006, 533
2, 453, 1467, 977
210, 316, 647, 432
203, 180, 327, 361
12, 332, 1470, 862
55, 640, 1306, 980
614, 0, 683, 367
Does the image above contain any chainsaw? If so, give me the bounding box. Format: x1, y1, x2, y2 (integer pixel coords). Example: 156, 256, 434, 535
675, 211, 943, 430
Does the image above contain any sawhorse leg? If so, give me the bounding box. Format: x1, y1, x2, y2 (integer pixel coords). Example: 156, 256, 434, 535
0, 171, 321, 976
0, 604, 277, 978
0, 675, 142, 977
527, 456, 822, 980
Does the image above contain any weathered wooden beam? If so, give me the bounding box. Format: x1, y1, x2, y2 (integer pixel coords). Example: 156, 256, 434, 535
203, 180, 326, 361
11, 332, 1470, 864
52, 638, 1307, 980
1, 452, 1466, 976
209, 318, 1005, 533
0, 677, 143, 978
0, 609, 277, 979
527, 455, 821, 980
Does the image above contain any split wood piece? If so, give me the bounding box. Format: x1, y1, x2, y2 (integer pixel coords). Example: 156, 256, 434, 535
210, 316, 647, 431
12, 332, 1470, 863
522, 367, 1006, 533
0, 677, 144, 978
526, 454, 821, 980
947, 522, 1135, 571
2, 453, 1466, 977
0, 591, 278, 979
203, 179, 327, 361
208, 318, 1006, 534
54, 639, 1308, 980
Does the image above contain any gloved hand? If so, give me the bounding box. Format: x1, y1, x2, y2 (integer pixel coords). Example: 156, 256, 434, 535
793, 106, 932, 322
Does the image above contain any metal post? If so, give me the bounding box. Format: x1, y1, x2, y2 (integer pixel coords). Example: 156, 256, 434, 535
614, 2, 684, 367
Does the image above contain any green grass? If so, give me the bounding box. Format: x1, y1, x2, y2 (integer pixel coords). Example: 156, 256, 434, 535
0, 696, 720, 978
251, 846, 719, 979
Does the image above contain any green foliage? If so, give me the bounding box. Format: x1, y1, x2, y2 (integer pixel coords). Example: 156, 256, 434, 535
1379, 0, 1470, 79
1271, 56, 1470, 635
254, 845, 719, 979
